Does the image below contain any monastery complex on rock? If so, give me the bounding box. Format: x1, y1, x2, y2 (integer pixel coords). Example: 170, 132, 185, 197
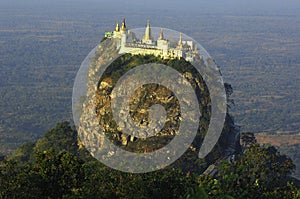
104, 19, 201, 62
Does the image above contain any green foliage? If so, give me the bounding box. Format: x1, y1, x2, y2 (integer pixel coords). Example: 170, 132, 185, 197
0, 122, 197, 198
197, 144, 299, 199
182, 186, 209, 199
0, 150, 84, 199
1, 123, 300, 198
10, 142, 35, 162
33, 121, 78, 154
240, 132, 257, 148
79, 166, 196, 199
0, 152, 197, 199
33, 150, 84, 198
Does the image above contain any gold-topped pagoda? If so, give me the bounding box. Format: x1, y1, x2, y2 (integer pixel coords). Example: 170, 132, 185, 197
104, 18, 199, 61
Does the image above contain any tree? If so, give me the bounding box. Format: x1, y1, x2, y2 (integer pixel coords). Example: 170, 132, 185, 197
32, 149, 84, 198
198, 143, 299, 199
33, 121, 78, 155
241, 132, 257, 148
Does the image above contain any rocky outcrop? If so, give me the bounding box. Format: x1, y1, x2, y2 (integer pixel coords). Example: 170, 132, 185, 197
77, 37, 241, 171
77, 39, 120, 156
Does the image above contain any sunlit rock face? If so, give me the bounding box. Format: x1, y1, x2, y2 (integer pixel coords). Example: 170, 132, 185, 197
76, 26, 241, 173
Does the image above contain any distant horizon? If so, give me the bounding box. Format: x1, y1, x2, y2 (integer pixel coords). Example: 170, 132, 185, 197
1, 0, 300, 17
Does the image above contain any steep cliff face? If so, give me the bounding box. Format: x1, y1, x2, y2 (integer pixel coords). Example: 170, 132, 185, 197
78, 38, 241, 172
97, 80, 180, 148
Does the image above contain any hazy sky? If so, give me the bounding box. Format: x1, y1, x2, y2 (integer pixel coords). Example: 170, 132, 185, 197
1, 0, 300, 17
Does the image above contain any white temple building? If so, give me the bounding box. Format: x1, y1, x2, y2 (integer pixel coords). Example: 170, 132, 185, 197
104, 19, 199, 62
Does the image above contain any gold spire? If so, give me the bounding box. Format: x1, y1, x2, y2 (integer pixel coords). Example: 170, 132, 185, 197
147, 19, 150, 27
180, 32, 182, 43
158, 28, 164, 40
121, 18, 126, 31
115, 22, 120, 32
178, 32, 183, 46
143, 19, 152, 41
